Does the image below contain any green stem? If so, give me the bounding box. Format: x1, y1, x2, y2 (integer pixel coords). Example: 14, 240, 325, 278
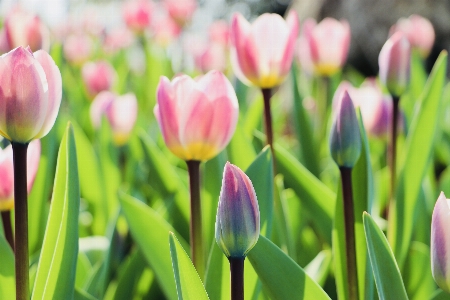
229, 257, 245, 300
12, 142, 29, 300
186, 160, 204, 277
1, 211, 14, 250
339, 167, 359, 300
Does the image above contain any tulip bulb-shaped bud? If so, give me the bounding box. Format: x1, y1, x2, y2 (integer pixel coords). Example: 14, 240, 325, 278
379, 32, 411, 97
230, 11, 298, 88
154, 70, 238, 161
329, 90, 361, 168
431, 192, 450, 293
215, 162, 260, 258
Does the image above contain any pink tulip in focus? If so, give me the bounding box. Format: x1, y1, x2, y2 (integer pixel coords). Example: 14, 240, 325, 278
164, 0, 197, 26
301, 18, 350, 76
90, 91, 138, 146
63, 34, 94, 65
379, 32, 411, 97
3, 6, 50, 52
0, 140, 40, 211
123, 0, 153, 33
0, 47, 62, 143
154, 70, 238, 161
82, 60, 117, 97
390, 15, 435, 58
230, 11, 299, 88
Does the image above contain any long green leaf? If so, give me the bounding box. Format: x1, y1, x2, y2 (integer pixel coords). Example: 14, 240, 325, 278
403, 242, 434, 300
32, 123, 80, 299
363, 212, 408, 300
120, 193, 189, 300
226, 121, 257, 171
0, 233, 14, 299
389, 51, 447, 267
247, 235, 331, 300
169, 232, 209, 300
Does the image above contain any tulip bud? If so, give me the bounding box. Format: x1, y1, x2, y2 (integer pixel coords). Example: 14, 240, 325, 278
154, 70, 238, 161
215, 162, 260, 258
431, 192, 450, 293
82, 60, 117, 97
0, 140, 40, 211
329, 90, 361, 168
123, 0, 153, 33
164, 0, 197, 27
378, 32, 411, 97
230, 11, 298, 88
0, 47, 62, 143
63, 34, 94, 65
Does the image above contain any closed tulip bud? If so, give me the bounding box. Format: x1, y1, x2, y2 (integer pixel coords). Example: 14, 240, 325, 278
0, 47, 62, 143
379, 32, 411, 97
0, 140, 40, 211
230, 11, 298, 89
301, 18, 351, 76
154, 70, 238, 161
82, 60, 117, 97
215, 162, 260, 258
431, 192, 450, 293
329, 90, 361, 168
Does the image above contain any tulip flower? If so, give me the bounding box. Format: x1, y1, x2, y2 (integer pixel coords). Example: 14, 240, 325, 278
390, 14, 435, 58
0, 47, 62, 144
194, 42, 228, 73
3, 6, 50, 52
63, 34, 94, 65
209, 20, 230, 46
164, 0, 197, 27
378, 32, 411, 98
103, 27, 135, 54
150, 9, 182, 47
329, 90, 361, 168
82, 60, 117, 97
123, 0, 153, 33
154, 70, 238, 162
230, 11, 298, 89
301, 18, 351, 76
90, 91, 138, 146
431, 192, 450, 293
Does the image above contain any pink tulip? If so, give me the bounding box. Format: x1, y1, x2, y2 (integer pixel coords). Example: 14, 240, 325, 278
390, 15, 435, 58
194, 42, 228, 73
123, 0, 153, 32
103, 27, 135, 54
164, 0, 197, 27
82, 60, 117, 97
0, 140, 40, 211
63, 34, 94, 65
90, 91, 138, 146
230, 11, 299, 88
301, 18, 350, 76
379, 32, 411, 97
150, 8, 182, 47
209, 20, 230, 46
154, 70, 238, 161
0, 47, 62, 143
3, 6, 50, 52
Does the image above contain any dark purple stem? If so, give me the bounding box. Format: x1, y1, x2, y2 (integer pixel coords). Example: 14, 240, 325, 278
229, 257, 245, 300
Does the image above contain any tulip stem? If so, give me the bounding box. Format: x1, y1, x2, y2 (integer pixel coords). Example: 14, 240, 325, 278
388, 96, 400, 211
1, 211, 14, 251
262, 88, 274, 148
339, 167, 359, 300
229, 257, 244, 300
186, 160, 204, 278
12, 142, 29, 300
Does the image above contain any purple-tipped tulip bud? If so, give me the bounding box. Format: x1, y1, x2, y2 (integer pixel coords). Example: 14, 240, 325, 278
329, 90, 361, 168
431, 192, 450, 293
378, 32, 411, 97
215, 162, 260, 258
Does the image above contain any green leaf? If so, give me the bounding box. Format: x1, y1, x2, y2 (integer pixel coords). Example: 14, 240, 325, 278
389, 51, 448, 267
247, 235, 331, 300
74, 288, 97, 300
304, 250, 332, 287
119, 193, 189, 300
0, 233, 15, 299
275, 144, 335, 244
363, 212, 408, 300
32, 123, 80, 299
113, 249, 147, 300
403, 242, 434, 300
204, 241, 230, 300
169, 232, 210, 300
226, 121, 257, 171
430, 289, 450, 300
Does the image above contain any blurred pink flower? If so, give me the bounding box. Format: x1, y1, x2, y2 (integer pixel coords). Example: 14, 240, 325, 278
0, 47, 62, 143
63, 34, 94, 65
103, 27, 135, 54
194, 42, 228, 73
154, 70, 238, 161
3, 6, 50, 52
390, 15, 435, 58
151, 8, 182, 47
300, 17, 350, 76
123, 0, 153, 33
82, 60, 117, 97
0, 140, 40, 211
164, 0, 197, 27
230, 11, 299, 88
209, 20, 230, 46
90, 91, 138, 146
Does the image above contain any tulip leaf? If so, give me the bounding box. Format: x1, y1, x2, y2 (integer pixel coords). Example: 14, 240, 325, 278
204, 241, 230, 300
113, 249, 147, 300
74, 288, 97, 300
389, 51, 447, 267
247, 235, 331, 300
119, 192, 189, 300
169, 232, 210, 300
403, 242, 434, 300
32, 123, 80, 300
227, 121, 257, 171
363, 212, 408, 300
304, 250, 332, 287
430, 289, 450, 300
0, 233, 15, 299
275, 143, 335, 244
